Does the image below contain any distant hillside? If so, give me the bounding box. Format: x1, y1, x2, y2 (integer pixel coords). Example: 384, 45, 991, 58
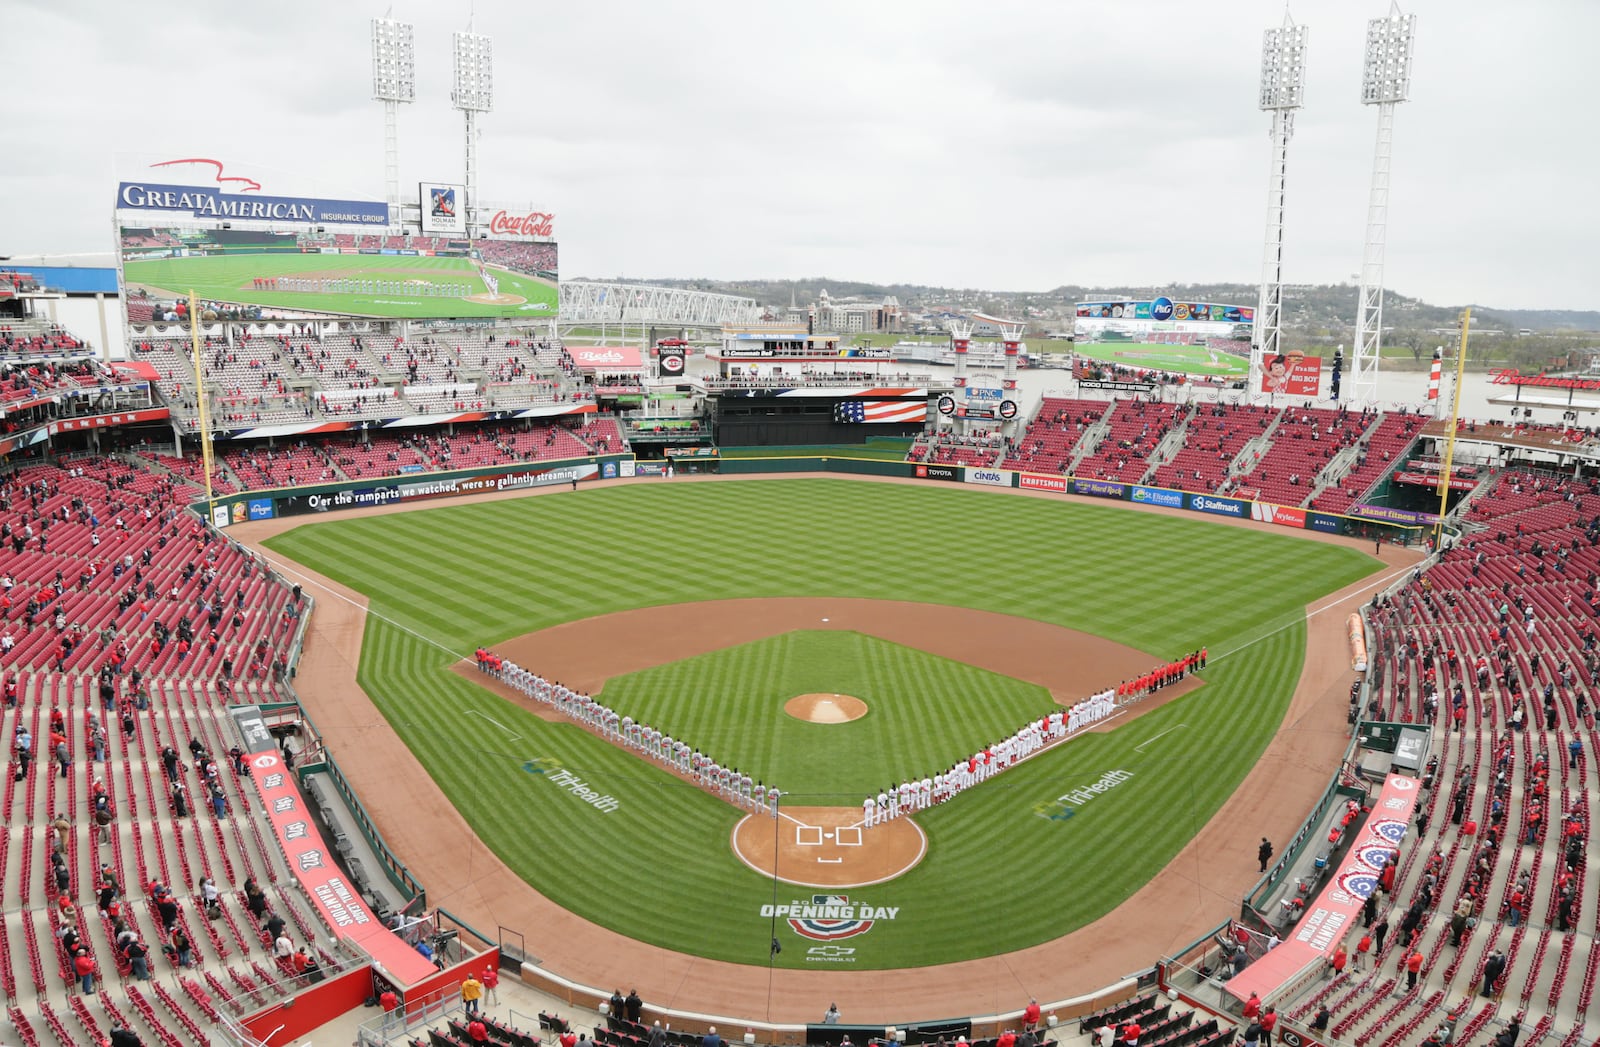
1476, 307, 1600, 333
577, 275, 1599, 338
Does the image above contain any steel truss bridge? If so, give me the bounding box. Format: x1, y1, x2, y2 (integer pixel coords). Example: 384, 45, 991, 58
558, 282, 763, 329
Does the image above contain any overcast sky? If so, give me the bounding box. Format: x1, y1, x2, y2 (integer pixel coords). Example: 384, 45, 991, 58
6, 0, 1594, 310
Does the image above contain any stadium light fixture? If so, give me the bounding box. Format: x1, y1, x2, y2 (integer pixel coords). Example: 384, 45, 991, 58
1258, 17, 1308, 111
1250, 8, 1308, 400
451, 30, 494, 114
1361, 7, 1416, 105
1350, 2, 1418, 405
371, 15, 416, 225
452, 26, 494, 238
371, 16, 416, 103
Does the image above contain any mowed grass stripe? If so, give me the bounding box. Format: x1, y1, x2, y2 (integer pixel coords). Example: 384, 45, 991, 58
267, 479, 1374, 968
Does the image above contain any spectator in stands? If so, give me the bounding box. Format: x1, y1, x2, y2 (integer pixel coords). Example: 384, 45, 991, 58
169, 927, 194, 969
380, 988, 401, 1033
125, 937, 151, 980
109, 1021, 143, 1047
483, 965, 500, 1006
625, 988, 643, 1023
461, 972, 484, 1015
73, 947, 96, 993
1482, 949, 1506, 996
701, 1026, 723, 1047
466, 1016, 490, 1042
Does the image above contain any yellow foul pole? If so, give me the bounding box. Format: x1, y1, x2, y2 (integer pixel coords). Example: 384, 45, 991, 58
188, 291, 217, 520
1433, 308, 1471, 546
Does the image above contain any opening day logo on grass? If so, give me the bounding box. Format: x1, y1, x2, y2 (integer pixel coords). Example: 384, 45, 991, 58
763, 895, 900, 942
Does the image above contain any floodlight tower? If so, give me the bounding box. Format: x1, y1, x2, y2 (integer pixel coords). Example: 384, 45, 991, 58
371, 13, 416, 226
1349, 3, 1417, 406
451, 23, 494, 238
1250, 9, 1308, 398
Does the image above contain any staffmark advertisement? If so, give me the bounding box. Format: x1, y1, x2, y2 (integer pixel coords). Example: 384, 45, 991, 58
1187, 494, 1245, 518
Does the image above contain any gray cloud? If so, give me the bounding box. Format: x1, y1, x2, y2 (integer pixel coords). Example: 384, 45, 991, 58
4, 0, 1595, 309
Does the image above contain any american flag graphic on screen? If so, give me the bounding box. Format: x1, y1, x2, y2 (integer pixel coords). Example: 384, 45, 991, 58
834, 400, 927, 424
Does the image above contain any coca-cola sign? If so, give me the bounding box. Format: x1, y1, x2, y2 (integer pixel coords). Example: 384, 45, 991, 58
488, 210, 555, 238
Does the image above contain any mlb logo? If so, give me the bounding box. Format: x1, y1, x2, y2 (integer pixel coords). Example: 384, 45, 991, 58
431, 187, 456, 217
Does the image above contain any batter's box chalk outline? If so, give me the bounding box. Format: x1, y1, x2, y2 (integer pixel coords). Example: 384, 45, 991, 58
834, 826, 863, 847
795, 825, 824, 847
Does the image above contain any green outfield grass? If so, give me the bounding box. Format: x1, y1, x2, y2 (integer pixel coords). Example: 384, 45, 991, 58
123, 251, 557, 319
1073, 341, 1251, 377
265, 478, 1375, 969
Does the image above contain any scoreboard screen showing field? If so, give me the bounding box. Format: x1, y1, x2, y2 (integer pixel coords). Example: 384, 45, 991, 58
117, 223, 558, 323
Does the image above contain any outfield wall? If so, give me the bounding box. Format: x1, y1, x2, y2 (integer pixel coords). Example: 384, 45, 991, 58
210, 449, 1422, 545
201, 453, 633, 526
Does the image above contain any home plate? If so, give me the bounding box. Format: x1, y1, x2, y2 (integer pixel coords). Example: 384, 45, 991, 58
824, 832, 834, 840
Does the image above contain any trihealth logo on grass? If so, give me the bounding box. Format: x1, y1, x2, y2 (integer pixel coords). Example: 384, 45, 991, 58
762, 895, 900, 941
1035, 770, 1135, 822
521, 756, 621, 813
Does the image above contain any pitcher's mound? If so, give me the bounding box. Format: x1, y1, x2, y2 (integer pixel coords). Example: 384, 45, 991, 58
786, 693, 867, 724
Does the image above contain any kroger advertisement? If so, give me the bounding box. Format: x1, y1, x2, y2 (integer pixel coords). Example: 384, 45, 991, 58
1073, 296, 1253, 339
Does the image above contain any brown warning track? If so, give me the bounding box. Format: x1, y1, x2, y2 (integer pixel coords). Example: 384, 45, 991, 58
229, 472, 1420, 1022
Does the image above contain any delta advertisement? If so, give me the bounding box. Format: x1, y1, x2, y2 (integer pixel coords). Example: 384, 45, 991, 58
1225, 775, 1419, 1004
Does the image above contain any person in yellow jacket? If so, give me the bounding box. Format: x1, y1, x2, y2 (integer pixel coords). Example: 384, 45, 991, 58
461, 974, 484, 1015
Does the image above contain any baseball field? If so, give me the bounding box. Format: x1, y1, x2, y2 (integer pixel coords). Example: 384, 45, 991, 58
1074, 342, 1251, 378
261, 477, 1377, 972
122, 251, 557, 319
